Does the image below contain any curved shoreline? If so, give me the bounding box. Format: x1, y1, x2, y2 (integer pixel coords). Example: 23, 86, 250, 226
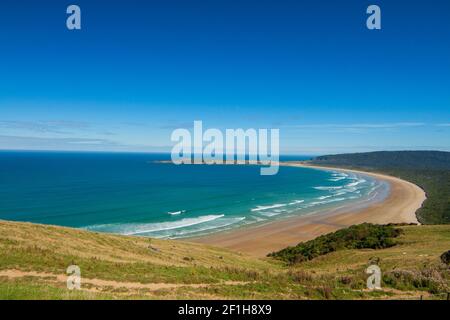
190, 163, 426, 257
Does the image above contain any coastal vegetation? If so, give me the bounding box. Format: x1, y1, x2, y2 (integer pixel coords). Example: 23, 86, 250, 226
268, 223, 403, 264
309, 151, 450, 224
0, 220, 448, 299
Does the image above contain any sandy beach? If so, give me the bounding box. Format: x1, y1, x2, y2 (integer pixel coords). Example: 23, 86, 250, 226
191, 163, 426, 257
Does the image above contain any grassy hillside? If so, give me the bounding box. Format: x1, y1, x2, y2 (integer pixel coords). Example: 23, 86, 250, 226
0, 221, 449, 300
310, 151, 450, 224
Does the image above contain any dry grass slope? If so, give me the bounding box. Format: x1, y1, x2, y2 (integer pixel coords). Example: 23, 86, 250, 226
0, 220, 448, 300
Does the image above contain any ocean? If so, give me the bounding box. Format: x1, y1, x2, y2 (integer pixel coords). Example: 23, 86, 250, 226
0, 151, 388, 239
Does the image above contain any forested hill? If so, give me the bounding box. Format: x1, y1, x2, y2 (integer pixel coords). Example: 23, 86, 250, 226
312, 151, 450, 170
309, 151, 450, 225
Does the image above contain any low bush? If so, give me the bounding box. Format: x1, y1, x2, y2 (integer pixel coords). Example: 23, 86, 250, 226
440, 250, 450, 265
268, 223, 403, 264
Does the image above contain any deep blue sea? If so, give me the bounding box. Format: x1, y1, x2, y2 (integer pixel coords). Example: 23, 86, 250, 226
0, 151, 387, 239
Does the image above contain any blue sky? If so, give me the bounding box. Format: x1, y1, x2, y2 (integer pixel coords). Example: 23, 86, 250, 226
0, 0, 449, 154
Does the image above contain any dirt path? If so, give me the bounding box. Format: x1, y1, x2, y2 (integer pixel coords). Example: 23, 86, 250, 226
0, 269, 247, 291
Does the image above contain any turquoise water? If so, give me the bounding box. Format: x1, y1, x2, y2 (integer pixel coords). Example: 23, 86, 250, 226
0, 151, 387, 239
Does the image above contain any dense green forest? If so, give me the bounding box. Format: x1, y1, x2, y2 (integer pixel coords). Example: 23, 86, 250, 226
310, 151, 450, 224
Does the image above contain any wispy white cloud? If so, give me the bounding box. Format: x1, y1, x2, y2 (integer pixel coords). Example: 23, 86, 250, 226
159, 122, 195, 130
0, 135, 171, 152
0, 120, 90, 134
286, 122, 426, 129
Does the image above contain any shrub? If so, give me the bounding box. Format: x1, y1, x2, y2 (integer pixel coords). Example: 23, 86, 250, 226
383, 268, 449, 294
268, 223, 403, 264
339, 276, 352, 285
440, 250, 450, 265
317, 286, 333, 299
287, 270, 313, 283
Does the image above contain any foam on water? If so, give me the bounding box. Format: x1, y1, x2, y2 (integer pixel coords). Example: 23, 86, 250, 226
167, 210, 186, 216
305, 197, 347, 207
317, 195, 333, 200
314, 186, 344, 191
85, 214, 225, 235
328, 177, 346, 181
155, 216, 247, 239
288, 200, 305, 205
346, 179, 366, 187
251, 203, 287, 212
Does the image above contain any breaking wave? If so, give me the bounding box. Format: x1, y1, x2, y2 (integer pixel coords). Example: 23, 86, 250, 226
168, 210, 186, 216
85, 214, 225, 236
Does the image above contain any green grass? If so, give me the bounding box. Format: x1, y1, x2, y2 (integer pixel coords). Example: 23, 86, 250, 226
0, 280, 114, 300
0, 220, 449, 299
